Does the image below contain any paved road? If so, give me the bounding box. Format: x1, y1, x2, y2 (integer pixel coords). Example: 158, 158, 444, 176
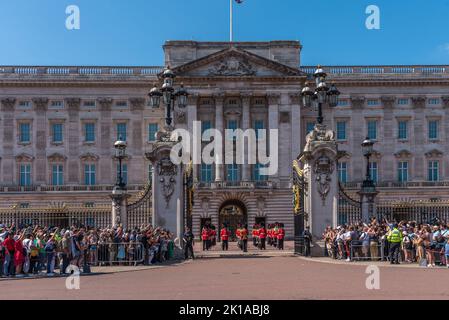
1, 256, 449, 300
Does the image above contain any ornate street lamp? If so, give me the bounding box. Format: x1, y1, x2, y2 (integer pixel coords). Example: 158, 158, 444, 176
148, 66, 188, 128
361, 137, 376, 191
114, 137, 127, 189
301, 66, 340, 125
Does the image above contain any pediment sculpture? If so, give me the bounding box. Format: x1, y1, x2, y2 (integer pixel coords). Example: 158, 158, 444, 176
208, 57, 256, 76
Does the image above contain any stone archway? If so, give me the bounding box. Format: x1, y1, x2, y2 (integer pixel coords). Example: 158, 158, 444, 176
218, 199, 248, 242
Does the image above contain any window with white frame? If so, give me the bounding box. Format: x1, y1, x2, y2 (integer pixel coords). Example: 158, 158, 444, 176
397, 120, 408, 140
117, 123, 127, 141
226, 164, 239, 182
84, 164, 96, 185
428, 161, 439, 182
397, 161, 408, 182
367, 120, 377, 140
50, 100, 64, 108
369, 162, 378, 183
367, 99, 379, 106
338, 162, 348, 183
52, 164, 64, 186
19, 164, 32, 186
397, 98, 409, 105
19, 122, 31, 143
428, 98, 440, 105
52, 123, 63, 143
336, 121, 347, 141
428, 120, 439, 140
84, 123, 95, 142
148, 123, 158, 142
200, 163, 213, 182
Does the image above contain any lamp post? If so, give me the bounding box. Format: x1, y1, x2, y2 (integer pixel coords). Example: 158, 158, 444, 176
359, 137, 378, 223
361, 137, 375, 192
148, 67, 188, 129
300, 66, 340, 126
114, 137, 127, 190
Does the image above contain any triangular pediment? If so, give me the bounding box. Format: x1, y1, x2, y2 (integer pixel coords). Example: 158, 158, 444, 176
171, 47, 303, 78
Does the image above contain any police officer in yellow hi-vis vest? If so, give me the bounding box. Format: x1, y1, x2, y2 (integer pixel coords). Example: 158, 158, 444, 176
387, 224, 403, 264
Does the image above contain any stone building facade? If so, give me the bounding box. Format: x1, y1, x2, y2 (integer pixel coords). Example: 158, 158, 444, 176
1, 40, 449, 237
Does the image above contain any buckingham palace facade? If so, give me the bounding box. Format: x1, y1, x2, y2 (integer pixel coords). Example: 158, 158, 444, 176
1, 40, 449, 236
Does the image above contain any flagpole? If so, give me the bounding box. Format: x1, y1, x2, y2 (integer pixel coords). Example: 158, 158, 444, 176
230, 0, 233, 42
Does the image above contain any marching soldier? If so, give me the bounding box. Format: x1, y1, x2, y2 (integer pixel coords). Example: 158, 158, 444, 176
277, 223, 285, 250
258, 224, 266, 250
201, 226, 209, 251
220, 224, 230, 251
252, 224, 259, 248
241, 224, 249, 252
236, 223, 242, 250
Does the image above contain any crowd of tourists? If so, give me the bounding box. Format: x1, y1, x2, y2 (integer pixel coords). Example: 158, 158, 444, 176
0, 222, 175, 278
201, 222, 286, 253
323, 218, 449, 268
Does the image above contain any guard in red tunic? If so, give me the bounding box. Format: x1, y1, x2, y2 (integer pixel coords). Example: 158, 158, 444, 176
209, 226, 217, 248
258, 224, 267, 250
277, 223, 285, 250
201, 226, 210, 251
252, 224, 259, 248
220, 224, 230, 251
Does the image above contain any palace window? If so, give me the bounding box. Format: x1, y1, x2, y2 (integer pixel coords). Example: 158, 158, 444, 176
115, 101, 128, 108
18, 101, 31, 108
337, 99, 349, 106
428, 161, 439, 182
369, 162, 378, 183
200, 163, 213, 183
254, 120, 265, 139
398, 121, 408, 140
84, 123, 95, 142
254, 163, 268, 181
367, 120, 377, 140
226, 120, 238, 141
338, 162, 348, 183
306, 122, 315, 135
84, 164, 96, 185
52, 123, 63, 143
117, 123, 127, 141
52, 164, 64, 186
83, 100, 96, 107
428, 98, 440, 105
336, 121, 347, 141
397, 98, 409, 105
428, 120, 439, 140
117, 163, 128, 184
50, 100, 64, 108
397, 161, 408, 183
19, 164, 32, 186
19, 123, 31, 143
201, 120, 212, 141
226, 164, 239, 182
367, 99, 379, 106
148, 123, 158, 142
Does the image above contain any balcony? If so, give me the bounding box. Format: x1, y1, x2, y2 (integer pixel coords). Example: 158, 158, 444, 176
195, 181, 275, 190
0, 184, 146, 193
341, 180, 449, 190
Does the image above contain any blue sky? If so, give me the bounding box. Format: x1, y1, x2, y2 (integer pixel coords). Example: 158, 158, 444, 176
0, 0, 448, 66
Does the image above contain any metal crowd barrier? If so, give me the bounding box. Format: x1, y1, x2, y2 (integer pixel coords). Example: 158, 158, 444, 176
92, 242, 145, 266
349, 241, 384, 261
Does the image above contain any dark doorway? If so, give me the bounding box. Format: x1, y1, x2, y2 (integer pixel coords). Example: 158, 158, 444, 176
219, 200, 248, 242
255, 217, 266, 227
200, 218, 212, 237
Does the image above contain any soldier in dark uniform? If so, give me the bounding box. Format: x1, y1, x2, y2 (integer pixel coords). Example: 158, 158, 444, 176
183, 227, 195, 260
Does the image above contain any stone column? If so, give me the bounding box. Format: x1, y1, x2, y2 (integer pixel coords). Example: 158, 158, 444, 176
32, 98, 49, 184
66, 98, 81, 184
1, 98, 16, 184
214, 94, 224, 182
350, 96, 366, 181
98, 98, 113, 185
187, 94, 199, 182
412, 96, 426, 181
268, 93, 280, 181
111, 189, 131, 230
290, 93, 301, 163
241, 93, 251, 181
443, 96, 449, 179
130, 98, 145, 184
381, 96, 396, 181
